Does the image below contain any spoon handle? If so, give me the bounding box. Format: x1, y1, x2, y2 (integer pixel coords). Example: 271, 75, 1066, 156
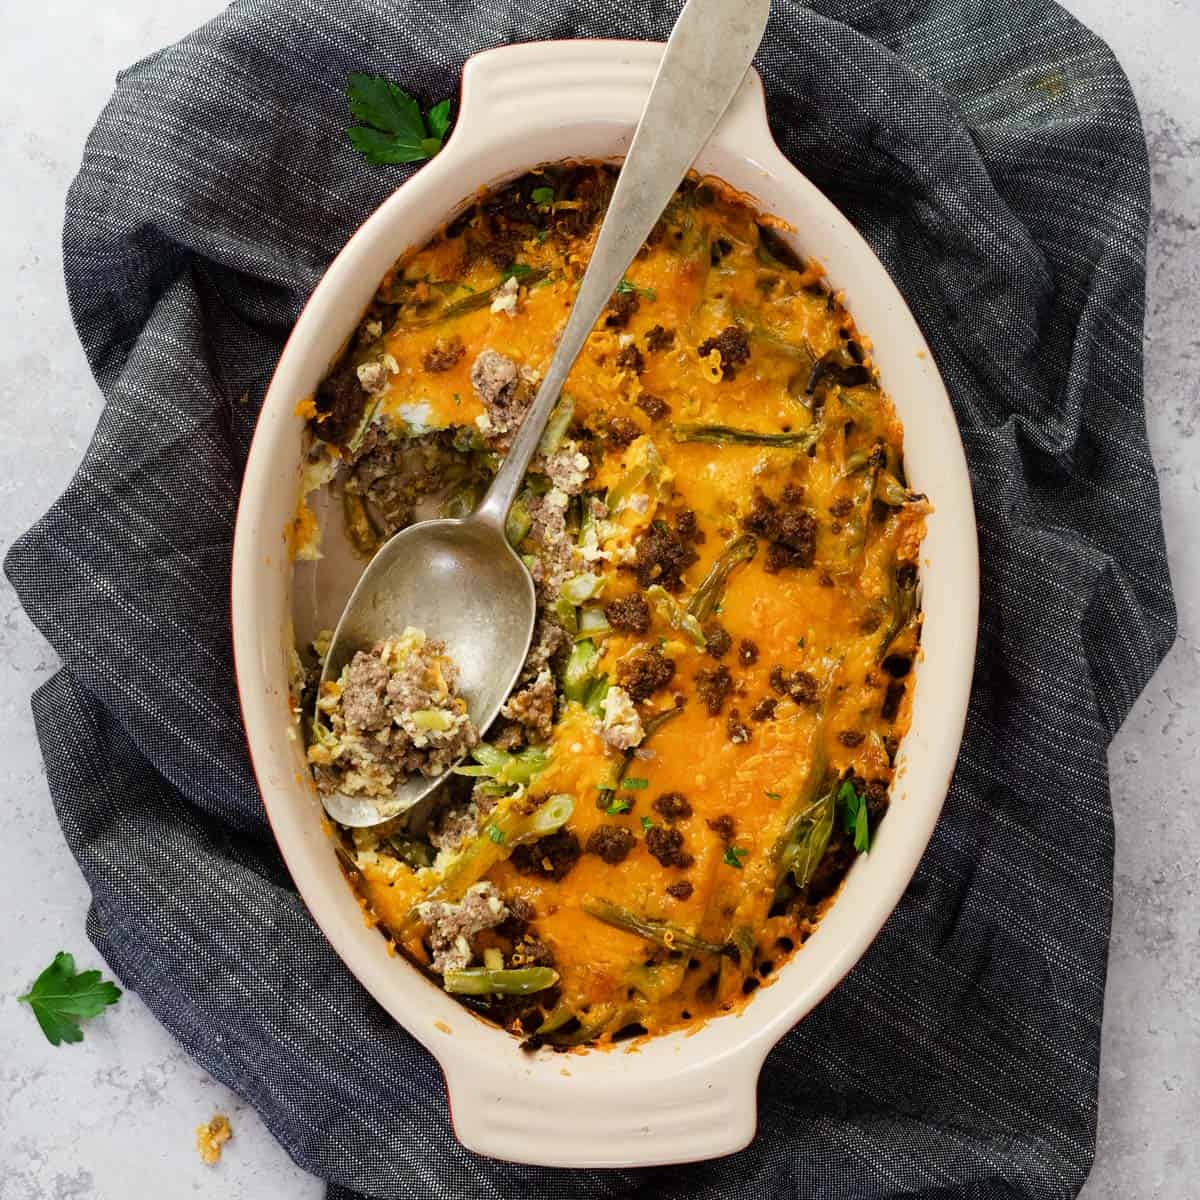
472, 0, 771, 533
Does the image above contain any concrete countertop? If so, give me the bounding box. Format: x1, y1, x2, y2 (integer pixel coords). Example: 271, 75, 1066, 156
1, 2, 1195, 1196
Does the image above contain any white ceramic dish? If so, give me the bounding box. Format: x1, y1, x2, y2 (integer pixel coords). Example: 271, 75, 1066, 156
232, 39, 978, 1168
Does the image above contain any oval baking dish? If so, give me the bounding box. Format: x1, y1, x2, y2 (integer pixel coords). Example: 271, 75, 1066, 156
232, 39, 978, 1168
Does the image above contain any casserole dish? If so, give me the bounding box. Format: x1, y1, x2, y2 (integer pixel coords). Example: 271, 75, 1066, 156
232, 39, 978, 1167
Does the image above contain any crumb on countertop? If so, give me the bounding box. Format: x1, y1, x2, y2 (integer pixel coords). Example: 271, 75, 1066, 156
196, 1113, 233, 1165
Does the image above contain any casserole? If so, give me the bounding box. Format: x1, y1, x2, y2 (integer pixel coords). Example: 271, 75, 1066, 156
232, 39, 978, 1166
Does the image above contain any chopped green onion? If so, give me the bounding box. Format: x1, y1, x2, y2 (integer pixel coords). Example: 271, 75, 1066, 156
723, 846, 749, 869
622, 777, 649, 791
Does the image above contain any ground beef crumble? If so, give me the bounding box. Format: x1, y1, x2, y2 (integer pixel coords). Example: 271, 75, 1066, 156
605, 593, 651, 635
586, 826, 636, 864
415, 882, 508, 974
726, 708, 751, 744
665, 880, 694, 900
645, 325, 676, 352
607, 415, 641, 447
633, 514, 701, 591
768, 666, 819, 704
743, 489, 817, 572
511, 831, 581, 881
605, 289, 640, 328
645, 825, 693, 869
500, 668, 556, 744
617, 646, 676, 702
470, 348, 537, 446
707, 815, 736, 843
637, 393, 671, 421
698, 324, 751, 380
314, 365, 368, 446
704, 624, 732, 659
696, 663, 734, 716
615, 343, 645, 374
750, 696, 777, 721
738, 639, 759, 666
653, 792, 692, 821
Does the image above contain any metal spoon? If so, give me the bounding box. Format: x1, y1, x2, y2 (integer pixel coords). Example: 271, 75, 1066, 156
318, 0, 772, 827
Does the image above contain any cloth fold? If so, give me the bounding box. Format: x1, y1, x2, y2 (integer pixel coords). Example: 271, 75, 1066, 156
6, 1, 1174, 1197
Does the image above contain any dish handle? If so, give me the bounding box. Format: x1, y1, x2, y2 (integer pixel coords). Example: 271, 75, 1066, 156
447, 39, 773, 163
443, 1051, 761, 1167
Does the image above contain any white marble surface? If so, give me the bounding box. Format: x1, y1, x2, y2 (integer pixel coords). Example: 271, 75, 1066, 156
1, 2, 1196, 1197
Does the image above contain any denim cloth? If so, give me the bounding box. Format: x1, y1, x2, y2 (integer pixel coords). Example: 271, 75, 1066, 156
5, 1, 1175, 1197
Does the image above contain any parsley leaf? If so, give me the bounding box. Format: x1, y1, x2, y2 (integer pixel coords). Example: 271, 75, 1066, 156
837, 780, 870, 854
19, 952, 121, 1046
346, 73, 452, 164
426, 98, 452, 140
531, 185, 555, 206
486, 825, 505, 844
641, 816, 656, 831
764, 790, 781, 801
606, 797, 632, 815
501, 262, 534, 282
615, 278, 658, 302
622, 777, 649, 791
723, 846, 749, 869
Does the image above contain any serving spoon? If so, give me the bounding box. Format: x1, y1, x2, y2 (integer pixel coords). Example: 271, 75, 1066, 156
318, 0, 772, 826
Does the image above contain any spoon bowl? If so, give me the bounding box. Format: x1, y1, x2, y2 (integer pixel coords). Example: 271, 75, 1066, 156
317, 517, 534, 827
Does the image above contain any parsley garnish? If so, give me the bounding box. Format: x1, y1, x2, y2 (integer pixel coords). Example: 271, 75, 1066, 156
606, 797, 632, 815
723, 846, 749, 869
346, 74, 452, 164
501, 262, 534, 283
531, 185, 555, 206
615, 278, 657, 302
796, 638, 805, 648
641, 816, 656, 831
19, 952, 121, 1046
837, 779, 871, 853
622, 777, 649, 790
486, 825, 505, 844
764, 790, 781, 801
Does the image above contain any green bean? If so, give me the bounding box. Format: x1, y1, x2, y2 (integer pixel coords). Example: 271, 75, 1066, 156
505, 492, 533, 546
671, 422, 821, 449
642, 702, 686, 741
646, 585, 706, 648
875, 471, 925, 507
776, 779, 836, 889
805, 347, 873, 395
384, 837, 435, 870
605, 440, 663, 511
877, 562, 919, 661
396, 269, 551, 329
562, 639, 601, 703
583, 675, 611, 718
537, 394, 575, 458
442, 967, 559, 996
583, 898, 733, 958
535, 1002, 576, 1034
733, 309, 815, 363
342, 487, 380, 557
452, 743, 549, 786
440, 479, 480, 519
687, 534, 757, 623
